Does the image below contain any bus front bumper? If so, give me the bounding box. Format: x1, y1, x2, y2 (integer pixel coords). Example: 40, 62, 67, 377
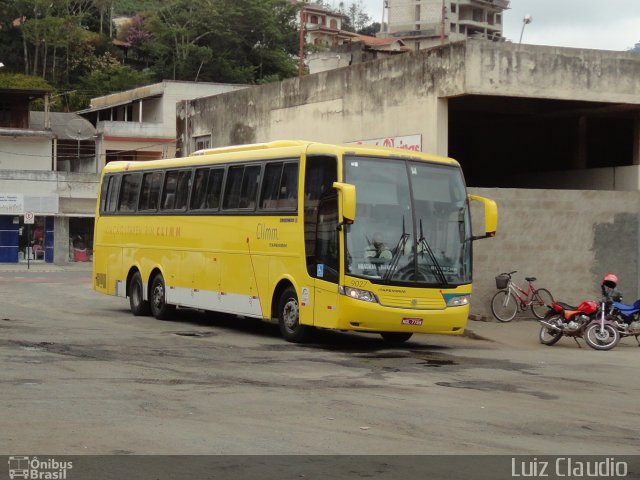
335, 296, 469, 335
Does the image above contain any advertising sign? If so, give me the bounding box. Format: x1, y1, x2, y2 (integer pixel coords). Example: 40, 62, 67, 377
348, 134, 422, 152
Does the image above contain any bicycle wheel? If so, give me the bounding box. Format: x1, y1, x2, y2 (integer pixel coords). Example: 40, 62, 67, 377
491, 290, 519, 322
531, 288, 554, 319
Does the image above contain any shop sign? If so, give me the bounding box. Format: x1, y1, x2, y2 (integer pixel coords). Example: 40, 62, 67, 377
0, 194, 24, 214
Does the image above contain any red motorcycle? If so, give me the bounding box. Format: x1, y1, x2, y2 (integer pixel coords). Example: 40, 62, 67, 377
538, 274, 621, 351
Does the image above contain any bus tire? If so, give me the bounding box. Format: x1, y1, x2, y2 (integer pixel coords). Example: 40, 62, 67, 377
129, 271, 150, 316
150, 273, 175, 320
380, 332, 413, 343
278, 286, 312, 343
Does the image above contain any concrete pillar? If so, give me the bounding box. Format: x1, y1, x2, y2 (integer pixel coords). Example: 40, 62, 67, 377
435, 97, 449, 157
53, 216, 70, 265
633, 115, 640, 166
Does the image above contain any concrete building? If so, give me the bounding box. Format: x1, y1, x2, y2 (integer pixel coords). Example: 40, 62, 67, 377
78, 81, 248, 172
176, 40, 640, 316
381, 0, 509, 50
0, 87, 98, 264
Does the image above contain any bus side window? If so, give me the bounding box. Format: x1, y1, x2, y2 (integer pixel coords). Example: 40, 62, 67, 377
239, 165, 260, 209
100, 175, 111, 213
174, 170, 193, 210
161, 171, 179, 210
279, 162, 298, 209
190, 168, 208, 210
222, 166, 243, 209
118, 173, 141, 212
223, 165, 261, 210
260, 161, 298, 211
205, 169, 224, 209
106, 175, 121, 213
161, 169, 192, 211
260, 162, 283, 209
139, 171, 162, 211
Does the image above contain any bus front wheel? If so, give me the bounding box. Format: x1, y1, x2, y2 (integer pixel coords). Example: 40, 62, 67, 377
150, 273, 175, 320
278, 286, 312, 343
129, 271, 150, 316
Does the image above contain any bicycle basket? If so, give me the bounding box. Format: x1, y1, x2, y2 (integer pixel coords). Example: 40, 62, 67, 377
495, 274, 510, 289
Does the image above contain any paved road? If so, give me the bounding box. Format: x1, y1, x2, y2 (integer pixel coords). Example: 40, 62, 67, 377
0, 268, 638, 456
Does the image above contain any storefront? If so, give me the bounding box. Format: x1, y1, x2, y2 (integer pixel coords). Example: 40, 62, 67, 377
0, 193, 57, 264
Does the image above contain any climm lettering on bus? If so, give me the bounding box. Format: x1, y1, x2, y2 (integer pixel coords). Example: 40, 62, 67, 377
105, 225, 181, 237
256, 223, 278, 240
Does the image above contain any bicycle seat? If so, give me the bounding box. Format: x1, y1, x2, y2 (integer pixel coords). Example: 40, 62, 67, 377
525, 277, 536, 282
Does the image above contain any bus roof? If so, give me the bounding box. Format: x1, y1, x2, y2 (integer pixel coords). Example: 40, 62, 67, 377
102, 140, 459, 174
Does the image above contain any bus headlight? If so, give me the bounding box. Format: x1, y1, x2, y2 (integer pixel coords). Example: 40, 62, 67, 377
446, 295, 470, 307
339, 286, 379, 303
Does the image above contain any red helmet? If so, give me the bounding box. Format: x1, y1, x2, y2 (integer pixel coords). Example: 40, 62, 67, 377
602, 273, 618, 289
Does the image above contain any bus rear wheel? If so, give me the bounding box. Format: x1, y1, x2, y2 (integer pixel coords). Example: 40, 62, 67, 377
380, 332, 413, 343
129, 271, 150, 316
150, 273, 175, 320
278, 286, 312, 343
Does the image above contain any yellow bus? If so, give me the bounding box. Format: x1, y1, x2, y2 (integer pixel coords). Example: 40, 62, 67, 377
93, 140, 497, 343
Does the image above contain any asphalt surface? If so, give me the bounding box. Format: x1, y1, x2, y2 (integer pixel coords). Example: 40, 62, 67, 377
0, 263, 638, 460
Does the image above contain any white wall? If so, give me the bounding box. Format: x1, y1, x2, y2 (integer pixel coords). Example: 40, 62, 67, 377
0, 137, 52, 171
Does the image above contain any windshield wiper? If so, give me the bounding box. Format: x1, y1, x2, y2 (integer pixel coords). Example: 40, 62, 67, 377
383, 216, 410, 283
418, 219, 449, 286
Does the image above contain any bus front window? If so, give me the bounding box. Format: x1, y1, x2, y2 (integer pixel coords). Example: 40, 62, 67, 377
344, 156, 471, 286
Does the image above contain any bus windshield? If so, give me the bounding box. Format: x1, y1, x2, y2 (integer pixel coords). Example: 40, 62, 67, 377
344, 156, 471, 286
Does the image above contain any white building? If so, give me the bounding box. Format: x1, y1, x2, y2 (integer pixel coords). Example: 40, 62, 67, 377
0, 87, 98, 264
78, 81, 248, 172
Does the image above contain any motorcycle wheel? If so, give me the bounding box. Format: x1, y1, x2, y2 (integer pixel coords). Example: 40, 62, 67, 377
584, 323, 620, 351
539, 319, 563, 346
491, 290, 518, 322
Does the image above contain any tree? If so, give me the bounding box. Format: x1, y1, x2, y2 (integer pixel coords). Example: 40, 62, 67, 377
337, 0, 371, 33
130, 0, 299, 83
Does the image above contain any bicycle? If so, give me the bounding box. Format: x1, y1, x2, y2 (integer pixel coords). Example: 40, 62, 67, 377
490, 271, 554, 322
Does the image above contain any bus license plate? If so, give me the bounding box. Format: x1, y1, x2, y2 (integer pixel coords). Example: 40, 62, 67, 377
402, 318, 423, 326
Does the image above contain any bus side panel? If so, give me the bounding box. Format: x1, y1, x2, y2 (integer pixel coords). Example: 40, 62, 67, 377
94, 246, 123, 296
218, 252, 262, 317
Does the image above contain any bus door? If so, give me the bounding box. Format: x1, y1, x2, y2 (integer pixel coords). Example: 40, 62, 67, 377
303, 155, 338, 328
312, 192, 340, 328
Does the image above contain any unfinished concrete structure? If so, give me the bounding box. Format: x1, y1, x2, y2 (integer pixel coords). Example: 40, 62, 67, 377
177, 40, 640, 316
380, 0, 509, 50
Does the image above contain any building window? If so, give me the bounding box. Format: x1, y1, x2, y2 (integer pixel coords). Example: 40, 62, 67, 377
194, 134, 210, 151
310, 15, 318, 24
415, 4, 421, 21
496, 14, 502, 25
330, 18, 337, 29
450, 23, 456, 33
451, 3, 457, 14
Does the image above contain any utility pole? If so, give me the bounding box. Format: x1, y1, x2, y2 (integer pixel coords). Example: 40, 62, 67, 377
298, 9, 306, 76
440, 0, 447, 45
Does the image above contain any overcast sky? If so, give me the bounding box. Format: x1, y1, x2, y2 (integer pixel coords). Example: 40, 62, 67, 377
356, 0, 640, 51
